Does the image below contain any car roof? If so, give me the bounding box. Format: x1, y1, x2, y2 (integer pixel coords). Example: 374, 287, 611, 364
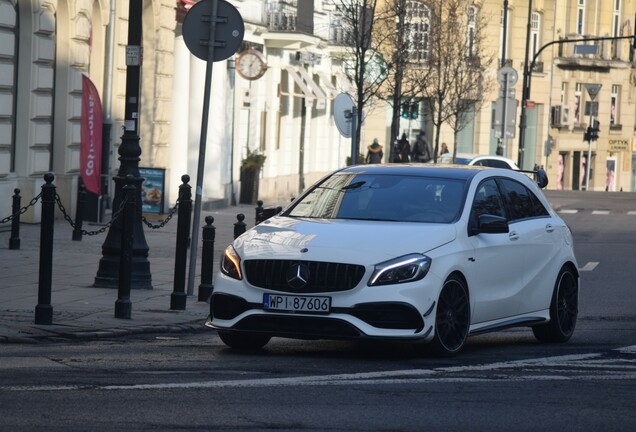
337, 163, 485, 181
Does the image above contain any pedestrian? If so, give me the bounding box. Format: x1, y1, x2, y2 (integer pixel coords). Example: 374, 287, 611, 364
366, 138, 384, 164
440, 142, 449, 155
396, 133, 411, 163
411, 131, 432, 163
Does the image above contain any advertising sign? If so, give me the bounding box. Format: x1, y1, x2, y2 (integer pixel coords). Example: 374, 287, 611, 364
139, 167, 166, 214
80, 75, 103, 195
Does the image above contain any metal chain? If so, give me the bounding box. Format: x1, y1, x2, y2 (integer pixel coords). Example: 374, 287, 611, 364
141, 201, 179, 229
55, 193, 129, 236
0, 193, 42, 225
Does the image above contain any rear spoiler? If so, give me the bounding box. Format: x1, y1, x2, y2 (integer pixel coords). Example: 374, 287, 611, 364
518, 169, 549, 189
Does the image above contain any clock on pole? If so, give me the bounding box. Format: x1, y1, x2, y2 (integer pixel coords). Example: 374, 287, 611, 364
236, 48, 267, 80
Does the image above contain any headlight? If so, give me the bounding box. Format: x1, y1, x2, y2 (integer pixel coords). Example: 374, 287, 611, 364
368, 253, 431, 286
220, 245, 242, 280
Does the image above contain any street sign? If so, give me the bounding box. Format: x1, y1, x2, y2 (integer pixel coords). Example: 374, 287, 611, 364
585, 84, 602, 101
182, 0, 245, 62
585, 101, 599, 116
494, 97, 517, 139
497, 66, 518, 85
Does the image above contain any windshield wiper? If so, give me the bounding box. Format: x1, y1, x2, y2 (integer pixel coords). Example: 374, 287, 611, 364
340, 181, 366, 190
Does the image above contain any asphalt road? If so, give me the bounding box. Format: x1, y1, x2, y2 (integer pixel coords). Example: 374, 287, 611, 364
1, 191, 635, 431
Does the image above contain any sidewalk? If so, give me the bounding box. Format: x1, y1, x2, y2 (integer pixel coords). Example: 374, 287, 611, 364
0, 203, 262, 343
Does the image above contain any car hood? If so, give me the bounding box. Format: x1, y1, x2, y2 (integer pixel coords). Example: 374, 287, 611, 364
233, 216, 457, 263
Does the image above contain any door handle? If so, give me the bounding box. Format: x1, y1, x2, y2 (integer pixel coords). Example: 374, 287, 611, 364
545, 224, 555, 233
509, 231, 519, 241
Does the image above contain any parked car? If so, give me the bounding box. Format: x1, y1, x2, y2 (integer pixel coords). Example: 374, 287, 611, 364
440, 153, 520, 170
207, 165, 578, 356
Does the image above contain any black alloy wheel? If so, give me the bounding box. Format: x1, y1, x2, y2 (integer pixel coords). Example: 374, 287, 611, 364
430, 275, 470, 356
533, 265, 579, 343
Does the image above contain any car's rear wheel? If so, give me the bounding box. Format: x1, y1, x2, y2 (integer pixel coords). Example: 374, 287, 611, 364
429, 275, 470, 356
532, 265, 578, 343
217, 330, 271, 351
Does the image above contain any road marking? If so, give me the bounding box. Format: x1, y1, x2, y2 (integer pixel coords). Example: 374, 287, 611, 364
559, 209, 578, 214
579, 262, 599, 271
3, 349, 635, 391
628, 211, 636, 216
592, 210, 610, 215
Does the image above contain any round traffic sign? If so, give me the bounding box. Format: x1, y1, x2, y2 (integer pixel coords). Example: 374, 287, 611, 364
183, 0, 244, 62
497, 66, 518, 85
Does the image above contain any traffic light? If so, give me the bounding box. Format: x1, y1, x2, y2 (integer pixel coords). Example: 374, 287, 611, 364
590, 120, 600, 141
584, 121, 600, 141
410, 103, 419, 119
401, 102, 409, 119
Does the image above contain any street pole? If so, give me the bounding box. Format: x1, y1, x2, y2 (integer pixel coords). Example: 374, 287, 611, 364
517, 0, 533, 169
95, 0, 152, 289
499, 0, 509, 156
585, 112, 594, 191
228, 57, 237, 206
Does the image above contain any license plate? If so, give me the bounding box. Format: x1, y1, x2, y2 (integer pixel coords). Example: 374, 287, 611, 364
263, 294, 331, 313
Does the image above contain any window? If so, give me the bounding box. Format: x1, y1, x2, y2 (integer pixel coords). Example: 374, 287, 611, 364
577, 0, 585, 35
499, 179, 549, 221
467, 6, 477, 58
406, 1, 431, 63
471, 179, 505, 220
574, 83, 582, 124
610, 85, 620, 126
611, 0, 622, 59
530, 12, 541, 62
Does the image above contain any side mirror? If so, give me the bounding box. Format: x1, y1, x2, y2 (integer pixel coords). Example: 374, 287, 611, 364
535, 169, 549, 189
475, 214, 509, 235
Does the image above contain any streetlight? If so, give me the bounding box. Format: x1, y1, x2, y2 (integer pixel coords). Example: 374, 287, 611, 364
94, 0, 152, 289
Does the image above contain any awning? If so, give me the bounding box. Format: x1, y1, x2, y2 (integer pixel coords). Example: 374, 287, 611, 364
296, 68, 327, 109
284, 66, 315, 103
317, 71, 340, 98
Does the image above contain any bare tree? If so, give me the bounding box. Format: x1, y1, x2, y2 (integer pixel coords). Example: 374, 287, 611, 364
328, 0, 391, 162
412, 0, 495, 162
374, 0, 431, 162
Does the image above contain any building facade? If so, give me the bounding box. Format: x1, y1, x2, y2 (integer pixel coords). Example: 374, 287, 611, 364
1, 0, 635, 225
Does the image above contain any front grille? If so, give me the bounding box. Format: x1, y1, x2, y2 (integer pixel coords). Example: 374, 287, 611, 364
350, 302, 424, 331
244, 260, 365, 293
234, 315, 362, 339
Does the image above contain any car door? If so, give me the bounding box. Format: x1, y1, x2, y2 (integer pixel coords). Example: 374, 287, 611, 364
466, 179, 528, 323
496, 178, 561, 315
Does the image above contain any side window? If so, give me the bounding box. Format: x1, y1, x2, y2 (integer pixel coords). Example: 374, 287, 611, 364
471, 179, 505, 219
499, 179, 549, 221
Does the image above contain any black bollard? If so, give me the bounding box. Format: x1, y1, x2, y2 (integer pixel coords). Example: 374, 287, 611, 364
255, 200, 264, 224
115, 176, 136, 319
198, 216, 215, 302
9, 188, 21, 250
234, 213, 246, 239
171, 175, 192, 310
72, 181, 86, 241
35, 173, 55, 325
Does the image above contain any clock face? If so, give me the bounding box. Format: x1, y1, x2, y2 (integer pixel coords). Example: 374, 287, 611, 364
236, 49, 267, 80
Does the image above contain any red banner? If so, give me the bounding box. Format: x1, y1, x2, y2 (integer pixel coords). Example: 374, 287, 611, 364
80, 74, 103, 195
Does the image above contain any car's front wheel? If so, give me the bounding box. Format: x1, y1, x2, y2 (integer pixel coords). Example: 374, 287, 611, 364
217, 330, 271, 351
532, 265, 578, 343
429, 275, 470, 356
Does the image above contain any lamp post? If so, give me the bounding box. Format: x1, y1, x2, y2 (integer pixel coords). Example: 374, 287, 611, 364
94, 0, 152, 289
517, 0, 533, 169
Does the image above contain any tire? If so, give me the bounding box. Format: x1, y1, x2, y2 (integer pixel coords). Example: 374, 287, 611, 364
532, 265, 578, 343
429, 275, 470, 356
217, 330, 271, 351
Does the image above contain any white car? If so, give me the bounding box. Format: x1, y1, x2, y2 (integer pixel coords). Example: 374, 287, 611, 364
207, 165, 578, 356
440, 153, 520, 170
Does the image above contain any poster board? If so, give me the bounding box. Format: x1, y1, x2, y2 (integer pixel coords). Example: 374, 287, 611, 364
139, 167, 166, 214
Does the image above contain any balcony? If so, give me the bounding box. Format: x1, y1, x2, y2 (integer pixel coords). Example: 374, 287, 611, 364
554, 34, 632, 71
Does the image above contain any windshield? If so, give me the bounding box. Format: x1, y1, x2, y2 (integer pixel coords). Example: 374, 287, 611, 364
286, 173, 465, 223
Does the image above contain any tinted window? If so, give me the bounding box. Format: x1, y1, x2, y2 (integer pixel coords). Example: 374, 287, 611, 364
498, 179, 549, 221
471, 179, 505, 219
